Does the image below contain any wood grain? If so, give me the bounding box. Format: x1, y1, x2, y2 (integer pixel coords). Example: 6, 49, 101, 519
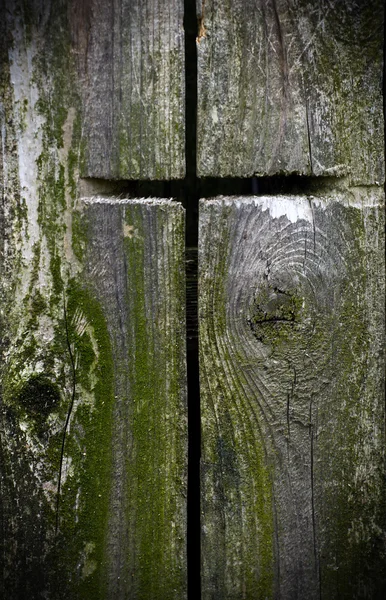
81, 197, 187, 600
71, 0, 185, 180
1, 1, 187, 595
199, 191, 386, 599
196, 0, 384, 184
0, 196, 187, 599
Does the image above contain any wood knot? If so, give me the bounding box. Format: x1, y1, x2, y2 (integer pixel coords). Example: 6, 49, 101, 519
15, 374, 61, 438
248, 285, 302, 344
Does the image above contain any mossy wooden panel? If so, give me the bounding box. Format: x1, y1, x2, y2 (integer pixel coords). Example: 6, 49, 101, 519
0, 0, 187, 596
199, 192, 386, 599
0, 1, 86, 593
70, 0, 185, 180
0, 196, 187, 599
196, 0, 384, 184
79, 197, 187, 599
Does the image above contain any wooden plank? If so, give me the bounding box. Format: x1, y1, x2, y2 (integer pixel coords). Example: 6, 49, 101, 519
70, 0, 185, 180
0, 1, 187, 596
196, 0, 384, 184
0, 197, 187, 598
199, 192, 386, 599
78, 197, 187, 599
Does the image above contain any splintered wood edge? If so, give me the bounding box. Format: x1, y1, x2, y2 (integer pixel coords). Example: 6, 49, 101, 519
80, 196, 184, 207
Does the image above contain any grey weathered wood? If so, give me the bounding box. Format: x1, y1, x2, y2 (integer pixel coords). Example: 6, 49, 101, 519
0, 1, 187, 597
196, 0, 384, 184
199, 191, 386, 599
79, 197, 187, 599
70, 0, 185, 180
0, 195, 187, 599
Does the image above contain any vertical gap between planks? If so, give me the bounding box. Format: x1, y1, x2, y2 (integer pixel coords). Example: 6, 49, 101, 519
184, 1, 201, 599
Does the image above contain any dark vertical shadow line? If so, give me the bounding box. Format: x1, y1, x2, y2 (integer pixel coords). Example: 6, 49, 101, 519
184, 1, 201, 599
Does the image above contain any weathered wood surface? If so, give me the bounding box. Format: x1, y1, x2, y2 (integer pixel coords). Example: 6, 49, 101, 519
70, 0, 185, 180
0, 1, 187, 597
196, 0, 384, 183
199, 192, 386, 599
79, 197, 187, 599
0, 195, 187, 599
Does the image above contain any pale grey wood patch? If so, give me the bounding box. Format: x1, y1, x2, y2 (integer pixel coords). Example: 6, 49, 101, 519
199, 192, 386, 599
196, 0, 384, 184
72, 0, 185, 180
81, 197, 187, 599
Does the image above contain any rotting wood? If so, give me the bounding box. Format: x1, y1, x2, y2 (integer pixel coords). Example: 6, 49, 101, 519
70, 0, 185, 180
199, 191, 386, 599
196, 0, 384, 184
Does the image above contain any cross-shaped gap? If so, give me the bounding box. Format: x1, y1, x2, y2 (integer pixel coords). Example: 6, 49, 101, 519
78, 122, 341, 600
79, 173, 338, 203
80, 1, 343, 596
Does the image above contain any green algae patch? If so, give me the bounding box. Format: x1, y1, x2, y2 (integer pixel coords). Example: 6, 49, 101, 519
0, 278, 115, 599
121, 202, 187, 599
249, 284, 304, 347
70, 198, 187, 599
17, 374, 61, 420
199, 195, 386, 599
313, 203, 386, 599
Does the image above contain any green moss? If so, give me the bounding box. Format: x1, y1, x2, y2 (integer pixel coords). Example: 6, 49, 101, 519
48, 279, 115, 599
0, 273, 114, 597
27, 290, 48, 329
30, 0, 83, 303
249, 284, 303, 347
200, 203, 274, 598
122, 204, 186, 598
71, 210, 88, 263
314, 204, 385, 597
0, 3, 103, 596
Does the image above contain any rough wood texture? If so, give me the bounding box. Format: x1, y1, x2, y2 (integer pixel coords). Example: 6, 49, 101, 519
79, 197, 187, 599
0, 195, 187, 599
196, 0, 384, 184
71, 0, 185, 180
199, 192, 386, 599
0, 1, 187, 597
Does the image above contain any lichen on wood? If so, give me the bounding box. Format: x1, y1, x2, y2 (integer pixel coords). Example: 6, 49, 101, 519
0, 1, 187, 597
79, 196, 187, 599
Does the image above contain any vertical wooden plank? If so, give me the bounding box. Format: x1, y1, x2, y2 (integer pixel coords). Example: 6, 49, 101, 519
0, 1, 187, 597
70, 0, 185, 180
0, 1, 85, 593
196, 0, 384, 184
1, 193, 187, 599
78, 197, 187, 599
199, 192, 386, 599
